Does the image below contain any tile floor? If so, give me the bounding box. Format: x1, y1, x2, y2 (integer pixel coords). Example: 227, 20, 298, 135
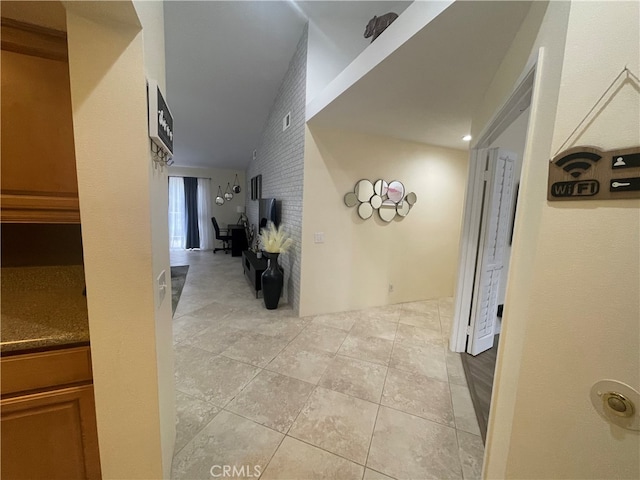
170, 250, 484, 480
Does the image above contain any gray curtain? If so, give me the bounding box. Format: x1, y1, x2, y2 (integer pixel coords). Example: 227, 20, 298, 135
184, 177, 200, 249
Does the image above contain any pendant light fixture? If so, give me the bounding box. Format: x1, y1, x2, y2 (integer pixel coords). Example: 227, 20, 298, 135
232, 174, 241, 194
224, 182, 234, 201
215, 185, 225, 205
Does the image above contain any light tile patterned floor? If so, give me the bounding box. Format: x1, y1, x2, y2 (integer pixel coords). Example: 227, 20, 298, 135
170, 250, 483, 480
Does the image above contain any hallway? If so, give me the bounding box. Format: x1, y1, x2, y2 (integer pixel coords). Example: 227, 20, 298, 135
170, 250, 483, 479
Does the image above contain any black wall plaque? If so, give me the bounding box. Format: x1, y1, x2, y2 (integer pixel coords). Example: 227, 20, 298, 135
148, 79, 174, 156
548, 146, 640, 201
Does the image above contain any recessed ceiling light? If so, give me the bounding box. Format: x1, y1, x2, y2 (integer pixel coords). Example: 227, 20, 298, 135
462, 135, 472, 142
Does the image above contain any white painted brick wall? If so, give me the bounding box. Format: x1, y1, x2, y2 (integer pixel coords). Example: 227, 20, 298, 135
246, 25, 307, 313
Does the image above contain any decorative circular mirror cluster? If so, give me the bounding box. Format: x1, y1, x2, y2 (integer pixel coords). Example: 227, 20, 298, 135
216, 177, 241, 205
345, 179, 417, 221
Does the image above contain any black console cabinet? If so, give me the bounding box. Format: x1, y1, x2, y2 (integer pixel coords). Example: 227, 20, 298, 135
242, 250, 267, 298
229, 225, 249, 257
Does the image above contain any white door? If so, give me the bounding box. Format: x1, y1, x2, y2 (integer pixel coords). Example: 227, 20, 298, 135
467, 148, 517, 355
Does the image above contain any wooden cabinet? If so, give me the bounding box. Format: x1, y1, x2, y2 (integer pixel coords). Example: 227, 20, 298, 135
1, 19, 80, 223
243, 250, 268, 298
1, 347, 101, 479
2, 386, 101, 479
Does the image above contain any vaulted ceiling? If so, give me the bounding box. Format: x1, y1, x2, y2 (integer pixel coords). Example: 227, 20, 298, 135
164, 1, 410, 169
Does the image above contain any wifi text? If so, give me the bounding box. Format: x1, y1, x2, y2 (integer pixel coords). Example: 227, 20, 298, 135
551, 180, 599, 198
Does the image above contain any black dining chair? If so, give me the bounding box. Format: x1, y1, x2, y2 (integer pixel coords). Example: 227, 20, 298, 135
211, 217, 231, 254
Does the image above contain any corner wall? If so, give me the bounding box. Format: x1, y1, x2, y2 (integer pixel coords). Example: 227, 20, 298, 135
299, 127, 468, 317
246, 25, 307, 312
478, 1, 640, 478
133, 1, 174, 474
66, 1, 173, 476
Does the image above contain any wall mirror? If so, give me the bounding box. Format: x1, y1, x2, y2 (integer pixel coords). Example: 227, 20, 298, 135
216, 185, 225, 205
374, 179, 388, 196
232, 174, 241, 194
345, 178, 417, 222
387, 180, 405, 203
358, 202, 373, 219
355, 179, 374, 202
344, 192, 358, 207
379, 205, 396, 222
224, 182, 234, 201
397, 201, 410, 217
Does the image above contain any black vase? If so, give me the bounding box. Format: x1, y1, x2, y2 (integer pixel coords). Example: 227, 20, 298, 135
261, 252, 283, 310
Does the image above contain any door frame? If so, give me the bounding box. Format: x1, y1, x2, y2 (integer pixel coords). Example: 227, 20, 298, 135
450, 61, 537, 353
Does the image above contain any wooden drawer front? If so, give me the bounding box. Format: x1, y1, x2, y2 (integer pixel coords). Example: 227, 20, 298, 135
1, 347, 92, 396
1, 385, 102, 479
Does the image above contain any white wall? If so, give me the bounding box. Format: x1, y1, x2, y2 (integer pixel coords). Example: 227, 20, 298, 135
478, 1, 640, 478
168, 165, 246, 234
300, 127, 468, 317
66, 1, 173, 477
304, 1, 412, 104
306, 21, 356, 105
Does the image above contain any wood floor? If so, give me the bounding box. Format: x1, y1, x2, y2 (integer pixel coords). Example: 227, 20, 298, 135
461, 334, 499, 443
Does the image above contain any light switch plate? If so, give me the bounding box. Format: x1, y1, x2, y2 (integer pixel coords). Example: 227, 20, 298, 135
314, 232, 325, 244
157, 270, 166, 306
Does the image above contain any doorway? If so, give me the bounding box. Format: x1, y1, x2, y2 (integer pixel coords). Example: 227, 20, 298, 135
450, 64, 536, 440
460, 111, 529, 439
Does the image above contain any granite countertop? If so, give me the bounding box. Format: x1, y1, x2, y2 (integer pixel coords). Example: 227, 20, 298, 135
1, 266, 90, 354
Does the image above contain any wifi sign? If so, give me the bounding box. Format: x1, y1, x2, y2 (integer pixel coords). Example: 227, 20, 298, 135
554, 151, 602, 178
549, 147, 603, 199
549, 145, 640, 201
